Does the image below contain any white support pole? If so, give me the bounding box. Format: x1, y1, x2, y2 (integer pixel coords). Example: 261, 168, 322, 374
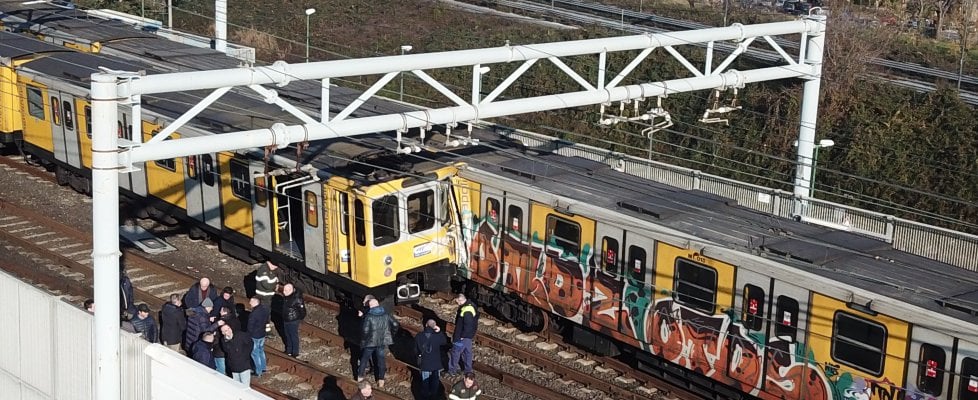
792, 14, 827, 213
321, 78, 329, 123
91, 73, 121, 400
215, 0, 227, 53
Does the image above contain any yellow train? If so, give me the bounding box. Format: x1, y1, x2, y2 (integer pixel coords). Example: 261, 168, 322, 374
2, 4, 977, 400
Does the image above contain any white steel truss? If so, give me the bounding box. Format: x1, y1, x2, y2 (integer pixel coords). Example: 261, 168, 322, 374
91, 15, 826, 400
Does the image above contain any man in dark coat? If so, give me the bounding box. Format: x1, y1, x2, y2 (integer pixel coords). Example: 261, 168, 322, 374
357, 298, 399, 388
184, 298, 215, 353
219, 324, 254, 386
183, 277, 219, 309
415, 319, 447, 399
191, 331, 217, 370
130, 303, 158, 343
247, 296, 270, 377
281, 283, 306, 358
120, 266, 136, 318
159, 294, 186, 353
448, 293, 478, 376
212, 286, 237, 319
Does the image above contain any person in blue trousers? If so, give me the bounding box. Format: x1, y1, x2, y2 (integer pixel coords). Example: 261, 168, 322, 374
247, 296, 270, 377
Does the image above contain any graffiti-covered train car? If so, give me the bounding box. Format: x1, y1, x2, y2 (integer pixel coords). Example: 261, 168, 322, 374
451, 153, 978, 400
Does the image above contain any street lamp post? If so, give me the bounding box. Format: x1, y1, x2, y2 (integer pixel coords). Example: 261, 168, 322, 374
810, 139, 834, 197
399, 45, 413, 101
305, 8, 316, 63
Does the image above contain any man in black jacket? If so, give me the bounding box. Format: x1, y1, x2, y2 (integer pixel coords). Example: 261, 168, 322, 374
247, 296, 270, 377
415, 319, 447, 399
357, 298, 399, 388
183, 277, 219, 309
159, 294, 186, 352
448, 293, 478, 376
130, 303, 158, 343
281, 283, 306, 358
219, 324, 254, 387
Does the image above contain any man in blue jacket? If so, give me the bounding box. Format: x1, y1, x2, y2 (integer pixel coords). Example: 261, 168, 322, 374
247, 296, 270, 377
448, 293, 478, 376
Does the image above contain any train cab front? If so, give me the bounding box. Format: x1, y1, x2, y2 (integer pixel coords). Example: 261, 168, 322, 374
338, 166, 459, 304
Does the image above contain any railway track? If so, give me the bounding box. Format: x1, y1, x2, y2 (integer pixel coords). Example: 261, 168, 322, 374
0, 153, 711, 399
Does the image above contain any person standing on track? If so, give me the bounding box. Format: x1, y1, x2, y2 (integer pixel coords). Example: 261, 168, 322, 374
183, 277, 219, 309
448, 293, 478, 376
415, 319, 447, 399
159, 294, 186, 353
357, 298, 399, 389
449, 373, 482, 400
247, 296, 270, 377
219, 323, 254, 386
255, 261, 280, 336
130, 303, 158, 343
281, 283, 306, 358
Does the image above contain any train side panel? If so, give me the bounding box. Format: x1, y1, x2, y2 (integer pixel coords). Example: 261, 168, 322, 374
217, 153, 253, 238
142, 125, 187, 209
0, 61, 23, 137
19, 80, 54, 153
808, 292, 910, 400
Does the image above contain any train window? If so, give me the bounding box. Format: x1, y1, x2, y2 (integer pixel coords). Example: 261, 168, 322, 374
339, 193, 349, 235
27, 86, 44, 120
117, 121, 123, 138
673, 259, 717, 314
486, 198, 500, 225
742, 284, 765, 331
186, 156, 197, 179
601, 237, 619, 274
51, 97, 61, 126
960, 357, 978, 400
155, 158, 176, 171
372, 195, 400, 246
62, 100, 74, 130
354, 199, 366, 246
254, 176, 268, 207
832, 311, 886, 376
508, 205, 523, 237
84, 106, 92, 137
775, 296, 799, 341
408, 190, 435, 233
439, 185, 450, 226
547, 215, 581, 259
201, 154, 215, 186
304, 190, 319, 228
229, 161, 251, 201
917, 343, 945, 396
628, 245, 647, 281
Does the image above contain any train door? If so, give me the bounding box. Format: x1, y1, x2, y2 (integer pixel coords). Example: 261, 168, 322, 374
906, 327, 954, 400
471, 190, 502, 286
249, 163, 273, 251
302, 183, 326, 274
529, 202, 595, 320
951, 338, 978, 400
622, 231, 654, 342
50, 92, 67, 164
52, 93, 81, 168
727, 270, 772, 392
325, 188, 352, 276
501, 194, 531, 294
757, 279, 812, 399
184, 154, 221, 229
589, 223, 624, 333
273, 174, 312, 260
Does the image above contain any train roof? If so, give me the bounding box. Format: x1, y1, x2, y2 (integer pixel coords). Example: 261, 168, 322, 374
0, 30, 68, 57
0, 0, 154, 42
462, 149, 978, 324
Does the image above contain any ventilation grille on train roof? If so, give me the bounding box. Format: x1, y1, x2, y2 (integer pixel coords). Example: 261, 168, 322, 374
937, 290, 978, 317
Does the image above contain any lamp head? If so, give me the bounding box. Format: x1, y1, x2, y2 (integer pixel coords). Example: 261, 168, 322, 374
817, 139, 835, 148
400, 45, 413, 52
305, 8, 316, 15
